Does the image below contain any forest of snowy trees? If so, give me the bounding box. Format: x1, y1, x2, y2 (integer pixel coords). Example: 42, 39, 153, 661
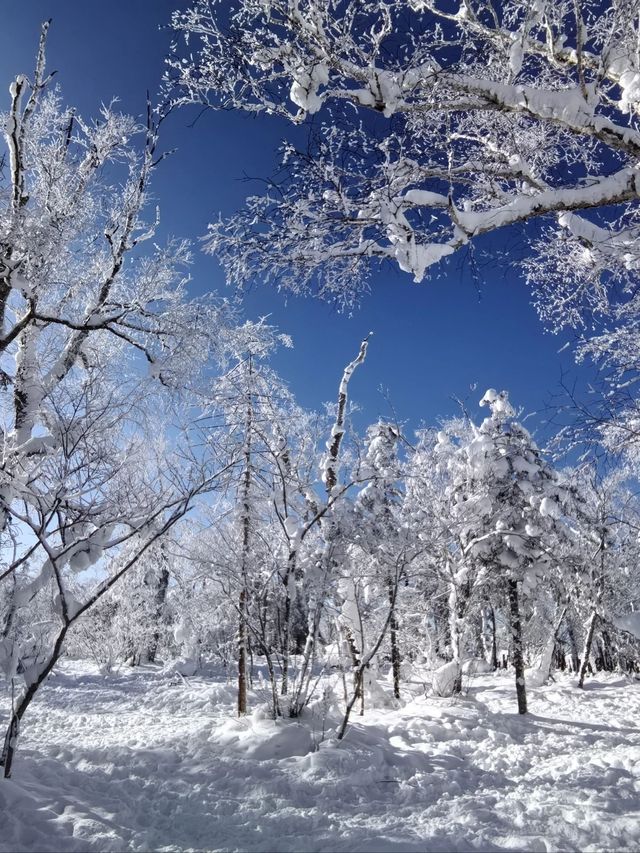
1, 3, 640, 850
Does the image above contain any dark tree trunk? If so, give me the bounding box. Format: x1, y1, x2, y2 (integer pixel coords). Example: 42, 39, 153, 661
387, 577, 401, 700
238, 587, 248, 715
145, 560, 170, 664
433, 597, 451, 660
1, 574, 17, 641
482, 604, 498, 670
448, 578, 470, 695
292, 595, 308, 653
237, 355, 254, 717
566, 619, 580, 672
280, 549, 297, 697
344, 627, 363, 712
599, 629, 615, 672
508, 579, 527, 715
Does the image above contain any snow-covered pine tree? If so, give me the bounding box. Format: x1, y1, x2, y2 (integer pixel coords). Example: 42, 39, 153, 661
440, 390, 569, 712
351, 422, 407, 700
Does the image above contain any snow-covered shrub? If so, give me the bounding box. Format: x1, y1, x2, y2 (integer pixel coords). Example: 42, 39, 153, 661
431, 661, 462, 698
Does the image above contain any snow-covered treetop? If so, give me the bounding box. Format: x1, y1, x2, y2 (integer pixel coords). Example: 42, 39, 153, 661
479, 389, 515, 420
412, 389, 572, 584
359, 421, 401, 482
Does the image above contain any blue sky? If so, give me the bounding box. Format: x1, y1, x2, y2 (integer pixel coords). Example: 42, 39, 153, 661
2, 1, 586, 438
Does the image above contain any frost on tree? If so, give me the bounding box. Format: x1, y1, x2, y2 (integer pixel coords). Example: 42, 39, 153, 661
168, 0, 640, 317
348, 420, 424, 703
0, 25, 235, 777
416, 389, 572, 711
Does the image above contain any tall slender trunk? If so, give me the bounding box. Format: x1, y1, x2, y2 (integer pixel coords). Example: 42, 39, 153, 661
237, 586, 248, 715
387, 577, 401, 700
1, 574, 17, 642
579, 527, 607, 689
287, 540, 335, 718
288, 599, 322, 717
578, 610, 598, 689
145, 561, 169, 664
508, 579, 527, 715
253, 615, 280, 719
280, 549, 297, 697
433, 596, 452, 661
482, 604, 498, 670
566, 618, 580, 672
237, 355, 253, 717
344, 626, 363, 710
289, 336, 371, 719
447, 573, 466, 694
599, 629, 614, 672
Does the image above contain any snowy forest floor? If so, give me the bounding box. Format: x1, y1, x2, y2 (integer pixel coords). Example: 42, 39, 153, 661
1, 661, 639, 853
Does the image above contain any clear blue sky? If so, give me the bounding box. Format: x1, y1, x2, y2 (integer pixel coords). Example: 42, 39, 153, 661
2, 1, 587, 438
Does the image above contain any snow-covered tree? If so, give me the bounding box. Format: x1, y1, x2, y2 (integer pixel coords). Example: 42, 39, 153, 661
351, 421, 408, 700
168, 0, 640, 314
418, 390, 571, 711
285, 333, 371, 719
405, 417, 490, 694
67, 543, 172, 673
199, 321, 338, 717
562, 467, 640, 686
0, 26, 236, 777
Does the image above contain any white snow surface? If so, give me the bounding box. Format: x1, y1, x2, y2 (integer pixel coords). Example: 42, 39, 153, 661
1, 661, 639, 852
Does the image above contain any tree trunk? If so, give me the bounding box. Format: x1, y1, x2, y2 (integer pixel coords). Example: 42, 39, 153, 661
256, 635, 280, 719
508, 579, 527, 715
289, 338, 370, 719
288, 604, 321, 718
1, 574, 17, 642
599, 628, 615, 672
145, 562, 170, 664
237, 354, 253, 717
578, 610, 598, 689
280, 549, 297, 697
566, 619, 580, 672
387, 581, 401, 700
448, 577, 466, 694
433, 597, 451, 660
344, 627, 363, 709
237, 586, 248, 716
482, 604, 498, 670
1, 625, 68, 778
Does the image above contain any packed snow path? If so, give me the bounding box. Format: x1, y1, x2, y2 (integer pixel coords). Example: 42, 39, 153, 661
1, 663, 639, 852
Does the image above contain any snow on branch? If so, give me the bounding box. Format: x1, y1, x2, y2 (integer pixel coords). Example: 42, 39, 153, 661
322, 333, 372, 494
169, 0, 640, 317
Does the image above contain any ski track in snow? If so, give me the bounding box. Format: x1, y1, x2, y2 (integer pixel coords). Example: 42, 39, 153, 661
1, 664, 639, 852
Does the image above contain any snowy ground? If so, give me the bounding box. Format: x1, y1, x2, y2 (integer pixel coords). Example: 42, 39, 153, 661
1, 662, 639, 852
